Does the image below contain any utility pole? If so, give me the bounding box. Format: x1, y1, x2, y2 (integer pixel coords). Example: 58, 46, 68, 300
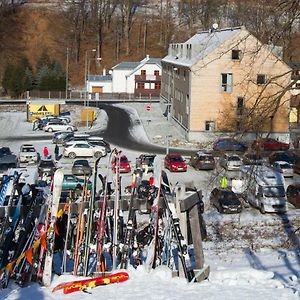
65, 47, 69, 100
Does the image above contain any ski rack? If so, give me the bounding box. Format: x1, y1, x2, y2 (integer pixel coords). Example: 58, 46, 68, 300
173, 184, 210, 283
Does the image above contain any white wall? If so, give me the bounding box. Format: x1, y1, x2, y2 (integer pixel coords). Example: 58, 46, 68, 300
87, 81, 112, 93
112, 70, 131, 93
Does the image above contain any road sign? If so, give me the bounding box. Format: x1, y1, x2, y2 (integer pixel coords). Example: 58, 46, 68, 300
146, 105, 151, 111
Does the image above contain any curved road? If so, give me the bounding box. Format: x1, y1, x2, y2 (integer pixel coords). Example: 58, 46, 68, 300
5, 103, 194, 155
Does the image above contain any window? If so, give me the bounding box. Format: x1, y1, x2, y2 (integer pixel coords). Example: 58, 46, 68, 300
154, 70, 159, 76
137, 82, 145, 89
257, 74, 266, 85
237, 97, 244, 116
141, 70, 146, 75
155, 82, 161, 90
205, 121, 215, 131
232, 50, 241, 60
221, 73, 233, 92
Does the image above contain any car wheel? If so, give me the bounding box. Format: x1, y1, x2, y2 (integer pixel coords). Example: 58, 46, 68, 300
67, 127, 73, 132
260, 204, 265, 214
48, 128, 53, 132
94, 151, 102, 158
68, 152, 76, 159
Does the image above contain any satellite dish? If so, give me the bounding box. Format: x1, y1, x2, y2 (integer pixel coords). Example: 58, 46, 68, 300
212, 23, 219, 30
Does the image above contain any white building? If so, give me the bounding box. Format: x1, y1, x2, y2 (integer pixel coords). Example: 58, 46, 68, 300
87, 55, 162, 98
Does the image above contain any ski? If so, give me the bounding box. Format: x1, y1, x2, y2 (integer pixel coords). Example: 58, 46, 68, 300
83, 156, 101, 276
42, 168, 64, 286
145, 156, 162, 271
0, 175, 10, 206
52, 271, 129, 294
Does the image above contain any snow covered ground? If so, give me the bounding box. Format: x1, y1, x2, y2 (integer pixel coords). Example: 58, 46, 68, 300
0, 103, 300, 299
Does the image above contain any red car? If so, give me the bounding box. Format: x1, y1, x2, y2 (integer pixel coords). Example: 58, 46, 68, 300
112, 155, 131, 173
252, 138, 289, 151
164, 154, 187, 172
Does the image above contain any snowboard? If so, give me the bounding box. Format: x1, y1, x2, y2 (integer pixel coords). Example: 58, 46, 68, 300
52, 271, 129, 294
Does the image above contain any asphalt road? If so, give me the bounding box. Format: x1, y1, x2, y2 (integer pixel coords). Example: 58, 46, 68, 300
90, 103, 195, 156
3, 103, 195, 156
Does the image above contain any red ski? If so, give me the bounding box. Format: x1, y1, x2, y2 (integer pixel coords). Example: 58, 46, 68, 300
52, 271, 129, 294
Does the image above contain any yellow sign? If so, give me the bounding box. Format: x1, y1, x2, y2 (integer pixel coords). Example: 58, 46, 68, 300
27, 104, 60, 122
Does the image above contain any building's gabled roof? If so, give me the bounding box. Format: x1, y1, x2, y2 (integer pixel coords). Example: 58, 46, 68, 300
112, 62, 140, 70
162, 27, 243, 67
126, 56, 162, 78
88, 75, 112, 82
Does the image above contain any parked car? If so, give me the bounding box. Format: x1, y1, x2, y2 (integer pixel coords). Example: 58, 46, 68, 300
252, 138, 289, 151
38, 159, 57, 176
269, 151, 295, 165
40, 115, 71, 124
219, 154, 243, 171
52, 131, 74, 144
63, 142, 106, 159
62, 133, 90, 146
87, 137, 111, 153
136, 154, 156, 172
242, 152, 265, 165
0, 155, 18, 179
19, 144, 38, 164
0, 147, 12, 158
71, 159, 92, 176
190, 152, 215, 170
62, 174, 92, 191
213, 138, 248, 152
286, 184, 300, 208
272, 161, 294, 178
210, 188, 243, 214
112, 155, 131, 173
164, 154, 187, 172
43, 122, 77, 132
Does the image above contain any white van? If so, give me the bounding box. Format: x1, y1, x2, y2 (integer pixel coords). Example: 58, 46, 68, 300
240, 165, 287, 213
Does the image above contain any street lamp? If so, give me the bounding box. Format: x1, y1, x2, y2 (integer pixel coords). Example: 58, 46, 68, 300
65, 47, 69, 100
87, 57, 101, 106
84, 49, 96, 106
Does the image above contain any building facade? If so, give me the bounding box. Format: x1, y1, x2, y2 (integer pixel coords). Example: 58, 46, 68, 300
161, 26, 292, 142
87, 55, 161, 99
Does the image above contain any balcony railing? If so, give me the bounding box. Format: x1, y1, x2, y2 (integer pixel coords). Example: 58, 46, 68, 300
135, 75, 161, 81
134, 88, 161, 97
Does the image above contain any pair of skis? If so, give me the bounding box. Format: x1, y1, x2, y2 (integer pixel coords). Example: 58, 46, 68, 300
52, 271, 129, 294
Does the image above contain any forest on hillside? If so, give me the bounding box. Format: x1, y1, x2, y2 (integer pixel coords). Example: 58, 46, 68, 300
0, 0, 299, 91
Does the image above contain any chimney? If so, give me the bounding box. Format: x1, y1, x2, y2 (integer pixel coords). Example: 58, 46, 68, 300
103, 68, 106, 76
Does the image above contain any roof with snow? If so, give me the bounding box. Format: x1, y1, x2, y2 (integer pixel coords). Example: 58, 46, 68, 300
162, 26, 243, 67
112, 62, 140, 70
88, 75, 112, 82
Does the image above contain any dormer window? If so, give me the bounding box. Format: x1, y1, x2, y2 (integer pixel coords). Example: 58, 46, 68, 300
232, 50, 241, 60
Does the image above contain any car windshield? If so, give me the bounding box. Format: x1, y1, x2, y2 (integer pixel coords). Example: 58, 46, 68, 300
120, 157, 129, 163
228, 156, 240, 161
40, 161, 55, 167
263, 186, 285, 197
278, 163, 291, 169
74, 160, 89, 166
144, 156, 155, 164
0, 148, 11, 156
170, 156, 184, 162
22, 148, 35, 152
199, 155, 214, 161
